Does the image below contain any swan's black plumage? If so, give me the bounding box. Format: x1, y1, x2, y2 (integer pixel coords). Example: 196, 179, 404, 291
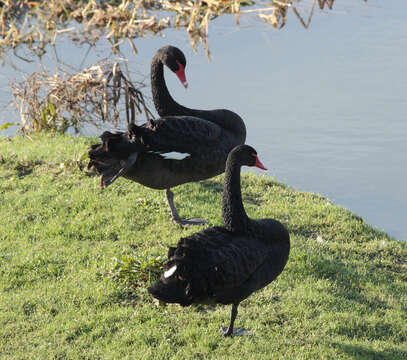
148, 145, 290, 336
151, 46, 246, 143
88, 46, 246, 225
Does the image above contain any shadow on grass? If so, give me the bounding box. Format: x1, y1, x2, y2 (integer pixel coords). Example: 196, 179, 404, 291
299, 254, 407, 343
308, 256, 389, 311
14, 160, 44, 177
331, 343, 407, 360
198, 179, 223, 194
101, 287, 141, 307
288, 225, 318, 239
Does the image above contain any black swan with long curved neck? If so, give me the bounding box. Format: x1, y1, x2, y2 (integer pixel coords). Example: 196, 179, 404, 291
88, 46, 246, 225
151, 46, 247, 137
148, 145, 290, 336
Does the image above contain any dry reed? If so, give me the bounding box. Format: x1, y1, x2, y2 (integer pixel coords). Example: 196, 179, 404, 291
10, 60, 153, 133
0, 0, 366, 60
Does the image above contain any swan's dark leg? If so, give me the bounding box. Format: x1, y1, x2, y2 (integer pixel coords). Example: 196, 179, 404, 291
165, 189, 206, 226
221, 302, 252, 336
222, 303, 239, 337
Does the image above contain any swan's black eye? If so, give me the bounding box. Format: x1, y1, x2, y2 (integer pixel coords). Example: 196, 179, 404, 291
176, 60, 183, 71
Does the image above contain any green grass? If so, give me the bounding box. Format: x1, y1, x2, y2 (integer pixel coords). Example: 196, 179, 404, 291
1, 133, 406, 359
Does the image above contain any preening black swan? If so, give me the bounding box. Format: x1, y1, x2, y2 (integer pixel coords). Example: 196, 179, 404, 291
151, 46, 247, 131
148, 145, 290, 336
88, 46, 246, 225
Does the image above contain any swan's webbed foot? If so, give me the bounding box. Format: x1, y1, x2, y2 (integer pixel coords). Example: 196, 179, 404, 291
175, 217, 207, 226
165, 189, 207, 226
221, 328, 253, 337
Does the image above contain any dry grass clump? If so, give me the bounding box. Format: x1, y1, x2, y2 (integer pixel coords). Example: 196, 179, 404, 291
0, 0, 367, 60
10, 60, 153, 133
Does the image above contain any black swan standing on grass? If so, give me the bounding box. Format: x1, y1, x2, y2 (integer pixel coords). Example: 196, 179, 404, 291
88, 46, 246, 225
148, 145, 290, 336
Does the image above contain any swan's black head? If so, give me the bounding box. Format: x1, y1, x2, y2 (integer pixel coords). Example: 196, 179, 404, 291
157, 45, 188, 88
228, 145, 267, 170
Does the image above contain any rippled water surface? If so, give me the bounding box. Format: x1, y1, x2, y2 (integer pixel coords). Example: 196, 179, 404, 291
1, 0, 406, 240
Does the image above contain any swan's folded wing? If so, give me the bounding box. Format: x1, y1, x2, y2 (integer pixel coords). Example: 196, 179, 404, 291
140, 116, 222, 155
173, 228, 271, 297
205, 237, 271, 293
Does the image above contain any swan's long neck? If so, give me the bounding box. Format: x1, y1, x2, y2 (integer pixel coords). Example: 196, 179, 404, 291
150, 52, 247, 142
151, 55, 190, 117
222, 158, 249, 234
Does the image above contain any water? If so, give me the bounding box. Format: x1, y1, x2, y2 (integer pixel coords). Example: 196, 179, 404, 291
1, 0, 406, 240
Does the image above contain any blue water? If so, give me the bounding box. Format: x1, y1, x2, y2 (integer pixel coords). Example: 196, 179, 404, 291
1, 0, 406, 240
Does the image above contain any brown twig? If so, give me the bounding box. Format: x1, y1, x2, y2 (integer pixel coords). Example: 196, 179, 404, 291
292, 0, 318, 29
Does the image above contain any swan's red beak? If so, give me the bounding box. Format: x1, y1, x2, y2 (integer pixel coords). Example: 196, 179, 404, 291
175, 62, 188, 88
254, 155, 267, 171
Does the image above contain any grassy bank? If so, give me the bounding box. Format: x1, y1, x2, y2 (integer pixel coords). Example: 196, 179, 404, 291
1, 134, 406, 359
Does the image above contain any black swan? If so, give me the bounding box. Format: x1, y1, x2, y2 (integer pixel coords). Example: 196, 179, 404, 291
148, 145, 290, 336
88, 46, 246, 226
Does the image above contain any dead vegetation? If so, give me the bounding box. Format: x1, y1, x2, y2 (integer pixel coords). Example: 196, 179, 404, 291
2, 0, 369, 133
10, 60, 154, 133
0, 0, 368, 61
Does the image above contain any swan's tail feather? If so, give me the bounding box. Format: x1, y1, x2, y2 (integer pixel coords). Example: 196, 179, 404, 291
148, 237, 212, 306
87, 130, 142, 189
148, 243, 196, 306
148, 277, 192, 307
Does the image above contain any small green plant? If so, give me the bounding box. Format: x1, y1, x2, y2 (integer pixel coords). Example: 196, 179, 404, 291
103, 252, 166, 305
35, 101, 69, 133
106, 252, 165, 288
0, 122, 17, 130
